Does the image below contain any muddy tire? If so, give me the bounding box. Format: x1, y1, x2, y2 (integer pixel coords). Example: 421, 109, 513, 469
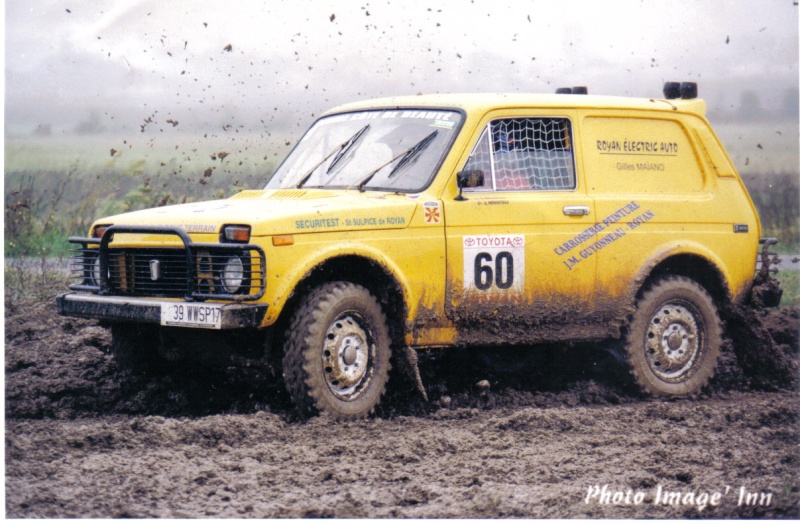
625, 276, 722, 396
282, 282, 391, 420
111, 323, 162, 373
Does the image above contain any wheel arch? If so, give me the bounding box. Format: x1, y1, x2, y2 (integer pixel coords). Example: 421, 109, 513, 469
272, 248, 411, 351
630, 243, 732, 308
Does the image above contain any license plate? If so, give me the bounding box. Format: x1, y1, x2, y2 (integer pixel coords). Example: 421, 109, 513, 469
160, 302, 222, 329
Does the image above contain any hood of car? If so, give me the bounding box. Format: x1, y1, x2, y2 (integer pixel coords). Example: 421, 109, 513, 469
93, 188, 419, 238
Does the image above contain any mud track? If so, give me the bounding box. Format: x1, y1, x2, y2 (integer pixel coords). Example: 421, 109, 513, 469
5, 293, 799, 518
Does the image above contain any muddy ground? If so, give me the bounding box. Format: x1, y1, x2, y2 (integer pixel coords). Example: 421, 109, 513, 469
5, 286, 799, 518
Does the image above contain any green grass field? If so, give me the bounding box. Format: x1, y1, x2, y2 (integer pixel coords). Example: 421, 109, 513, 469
5, 133, 288, 258
776, 269, 800, 307
741, 172, 799, 254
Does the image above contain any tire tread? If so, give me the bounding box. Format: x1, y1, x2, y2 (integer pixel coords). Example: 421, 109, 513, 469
625, 275, 722, 396
282, 282, 391, 419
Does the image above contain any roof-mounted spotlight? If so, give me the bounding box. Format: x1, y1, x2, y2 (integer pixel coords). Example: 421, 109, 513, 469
679, 82, 698, 99
663, 81, 681, 99
555, 87, 572, 94
571, 86, 588, 94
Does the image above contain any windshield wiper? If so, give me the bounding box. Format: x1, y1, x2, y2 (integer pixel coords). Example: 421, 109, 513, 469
327, 124, 370, 175
388, 130, 438, 177
352, 130, 440, 192
296, 124, 370, 188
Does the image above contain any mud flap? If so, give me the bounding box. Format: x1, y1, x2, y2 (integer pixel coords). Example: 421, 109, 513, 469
722, 303, 793, 388
723, 238, 790, 387
750, 275, 783, 309
751, 237, 783, 309
397, 346, 428, 401
721, 238, 792, 388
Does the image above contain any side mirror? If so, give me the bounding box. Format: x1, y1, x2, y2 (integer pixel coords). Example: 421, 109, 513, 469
455, 170, 485, 201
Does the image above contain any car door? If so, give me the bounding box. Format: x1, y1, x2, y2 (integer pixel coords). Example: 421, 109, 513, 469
443, 110, 599, 344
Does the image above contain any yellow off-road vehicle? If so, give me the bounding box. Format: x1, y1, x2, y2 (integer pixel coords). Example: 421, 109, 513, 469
58, 82, 781, 419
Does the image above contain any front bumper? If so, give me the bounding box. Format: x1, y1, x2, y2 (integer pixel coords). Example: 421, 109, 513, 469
57, 293, 268, 329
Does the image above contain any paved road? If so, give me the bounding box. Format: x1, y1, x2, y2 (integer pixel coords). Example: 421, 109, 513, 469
5, 257, 71, 274
757, 253, 800, 271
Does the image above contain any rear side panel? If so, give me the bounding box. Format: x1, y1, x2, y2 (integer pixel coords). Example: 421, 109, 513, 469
575, 110, 759, 318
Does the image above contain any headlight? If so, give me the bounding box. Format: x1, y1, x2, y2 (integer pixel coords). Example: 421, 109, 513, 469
221, 256, 245, 293
91, 256, 102, 286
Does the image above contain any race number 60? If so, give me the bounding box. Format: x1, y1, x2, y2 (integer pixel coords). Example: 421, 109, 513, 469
463, 235, 525, 292
474, 251, 514, 290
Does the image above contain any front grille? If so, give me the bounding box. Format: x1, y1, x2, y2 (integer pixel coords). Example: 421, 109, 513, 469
111, 248, 187, 296
68, 226, 266, 301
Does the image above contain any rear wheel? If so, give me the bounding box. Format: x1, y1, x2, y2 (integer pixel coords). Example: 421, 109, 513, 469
282, 282, 392, 419
625, 276, 722, 396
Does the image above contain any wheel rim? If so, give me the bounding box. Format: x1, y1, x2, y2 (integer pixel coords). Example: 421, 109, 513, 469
322, 313, 374, 400
644, 301, 704, 382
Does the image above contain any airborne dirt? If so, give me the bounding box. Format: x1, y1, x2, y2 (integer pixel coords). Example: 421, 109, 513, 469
5, 288, 799, 518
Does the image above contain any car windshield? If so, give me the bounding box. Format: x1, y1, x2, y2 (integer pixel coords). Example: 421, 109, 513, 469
265, 109, 462, 192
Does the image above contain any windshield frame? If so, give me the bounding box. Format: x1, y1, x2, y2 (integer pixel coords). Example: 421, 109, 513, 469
265, 106, 466, 193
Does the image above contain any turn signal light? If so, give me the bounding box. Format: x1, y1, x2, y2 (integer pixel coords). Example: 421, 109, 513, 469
93, 225, 111, 238
272, 235, 295, 247
223, 225, 251, 243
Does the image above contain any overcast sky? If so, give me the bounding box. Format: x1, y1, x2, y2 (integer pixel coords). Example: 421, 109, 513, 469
4, 0, 799, 171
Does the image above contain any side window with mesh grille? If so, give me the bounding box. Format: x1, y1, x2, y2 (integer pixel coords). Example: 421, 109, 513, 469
463, 117, 576, 192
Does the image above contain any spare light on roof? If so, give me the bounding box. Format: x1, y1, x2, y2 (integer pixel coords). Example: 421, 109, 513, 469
663, 81, 697, 100
663, 82, 681, 99
679, 82, 698, 99
555, 86, 588, 95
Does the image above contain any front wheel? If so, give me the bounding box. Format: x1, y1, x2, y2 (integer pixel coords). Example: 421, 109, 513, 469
625, 276, 722, 396
282, 282, 392, 419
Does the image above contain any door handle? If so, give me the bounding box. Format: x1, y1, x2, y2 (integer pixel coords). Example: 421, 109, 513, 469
563, 205, 590, 216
